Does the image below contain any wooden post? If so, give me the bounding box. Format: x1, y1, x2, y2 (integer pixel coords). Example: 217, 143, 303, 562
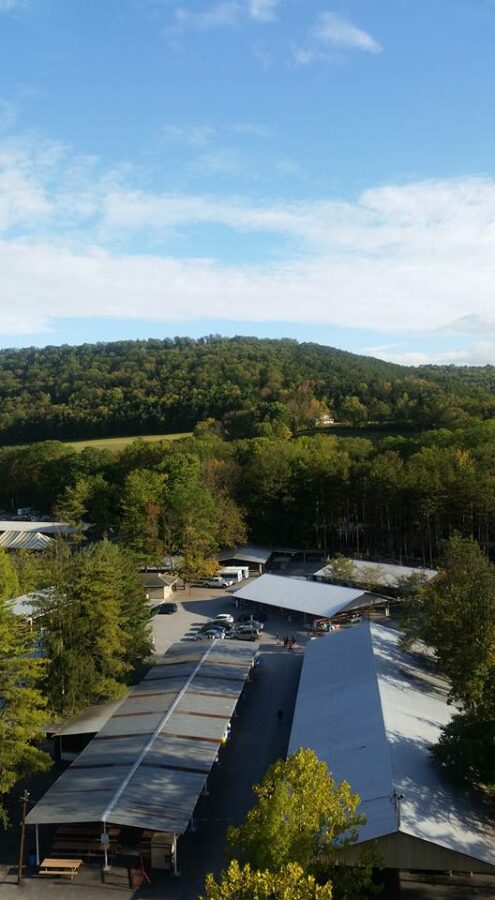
35, 824, 40, 866
17, 790, 30, 884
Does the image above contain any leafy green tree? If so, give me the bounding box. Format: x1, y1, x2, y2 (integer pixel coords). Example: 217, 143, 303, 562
401, 535, 495, 712
35, 542, 151, 716
227, 749, 364, 874
0, 550, 50, 825
121, 468, 167, 561
55, 477, 91, 539
339, 396, 368, 426
431, 711, 495, 795
202, 861, 333, 900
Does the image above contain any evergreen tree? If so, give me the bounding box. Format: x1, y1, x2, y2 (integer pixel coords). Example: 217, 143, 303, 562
0, 550, 50, 825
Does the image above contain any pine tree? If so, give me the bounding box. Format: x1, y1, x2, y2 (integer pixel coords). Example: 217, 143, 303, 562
0, 550, 50, 825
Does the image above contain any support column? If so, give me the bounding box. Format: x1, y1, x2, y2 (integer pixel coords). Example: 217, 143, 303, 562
102, 821, 109, 870
172, 833, 179, 876
35, 825, 40, 866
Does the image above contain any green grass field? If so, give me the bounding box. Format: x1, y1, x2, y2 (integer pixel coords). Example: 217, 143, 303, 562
65, 432, 192, 453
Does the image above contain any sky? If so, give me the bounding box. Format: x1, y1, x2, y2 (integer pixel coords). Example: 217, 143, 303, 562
1, 0, 495, 365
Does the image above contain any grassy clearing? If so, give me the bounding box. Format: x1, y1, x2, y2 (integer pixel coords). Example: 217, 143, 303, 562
65, 433, 192, 453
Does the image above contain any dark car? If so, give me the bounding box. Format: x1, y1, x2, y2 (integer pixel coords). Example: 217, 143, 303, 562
155, 602, 178, 615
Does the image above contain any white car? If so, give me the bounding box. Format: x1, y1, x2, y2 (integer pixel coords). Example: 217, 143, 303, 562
213, 613, 234, 625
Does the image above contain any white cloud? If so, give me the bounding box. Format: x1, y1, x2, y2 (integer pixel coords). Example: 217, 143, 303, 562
367, 343, 495, 367
162, 124, 216, 146
248, 0, 277, 22
314, 12, 382, 53
294, 11, 382, 64
2, 138, 495, 363
174, 3, 241, 31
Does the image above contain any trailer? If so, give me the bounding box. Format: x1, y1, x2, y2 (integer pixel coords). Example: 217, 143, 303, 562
217, 566, 249, 582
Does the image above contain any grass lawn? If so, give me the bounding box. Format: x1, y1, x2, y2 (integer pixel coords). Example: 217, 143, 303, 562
65, 432, 192, 452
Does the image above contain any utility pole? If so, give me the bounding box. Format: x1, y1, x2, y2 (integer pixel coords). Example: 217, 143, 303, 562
17, 790, 30, 885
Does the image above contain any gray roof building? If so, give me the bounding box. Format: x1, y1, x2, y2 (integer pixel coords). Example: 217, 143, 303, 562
27, 641, 257, 839
232, 573, 366, 619
314, 558, 437, 592
288, 623, 495, 874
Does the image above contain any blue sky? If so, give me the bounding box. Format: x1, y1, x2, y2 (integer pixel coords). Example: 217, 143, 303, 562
1, 0, 495, 364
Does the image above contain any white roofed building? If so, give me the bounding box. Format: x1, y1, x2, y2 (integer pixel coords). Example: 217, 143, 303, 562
288, 623, 495, 874
314, 558, 437, 596
231, 573, 373, 620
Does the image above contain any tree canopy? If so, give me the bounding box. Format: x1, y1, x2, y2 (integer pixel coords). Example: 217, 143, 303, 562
0, 335, 493, 444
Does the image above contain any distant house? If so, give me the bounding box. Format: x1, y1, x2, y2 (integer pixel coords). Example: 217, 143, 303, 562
289, 624, 495, 875
315, 414, 335, 427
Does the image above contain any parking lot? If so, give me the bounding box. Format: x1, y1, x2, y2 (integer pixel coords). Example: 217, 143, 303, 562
150, 581, 311, 653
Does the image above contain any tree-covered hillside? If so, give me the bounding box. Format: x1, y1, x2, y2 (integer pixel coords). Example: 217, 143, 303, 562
0, 336, 493, 444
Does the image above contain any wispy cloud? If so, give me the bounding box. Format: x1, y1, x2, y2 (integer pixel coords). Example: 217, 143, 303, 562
314, 12, 382, 54
0, 0, 29, 10
248, 0, 278, 22
162, 124, 216, 146
173, 2, 241, 31
294, 11, 382, 65
366, 342, 495, 367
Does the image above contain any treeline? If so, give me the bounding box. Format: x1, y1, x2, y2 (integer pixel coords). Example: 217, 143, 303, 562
1, 419, 495, 565
0, 336, 494, 443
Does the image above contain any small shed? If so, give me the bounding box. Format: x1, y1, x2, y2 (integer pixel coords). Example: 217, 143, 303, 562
138, 572, 177, 600
218, 544, 273, 575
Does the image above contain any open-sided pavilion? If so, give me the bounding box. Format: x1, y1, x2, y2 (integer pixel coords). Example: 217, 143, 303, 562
27, 640, 257, 874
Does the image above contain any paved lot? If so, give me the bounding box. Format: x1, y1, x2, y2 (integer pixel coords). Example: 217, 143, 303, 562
0, 587, 305, 899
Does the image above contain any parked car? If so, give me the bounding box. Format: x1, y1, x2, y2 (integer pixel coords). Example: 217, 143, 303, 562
196, 576, 231, 589
213, 613, 234, 625
202, 628, 225, 639
154, 602, 178, 615
236, 615, 264, 630
230, 630, 257, 642
232, 624, 261, 637
199, 621, 228, 633
238, 611, 267, 623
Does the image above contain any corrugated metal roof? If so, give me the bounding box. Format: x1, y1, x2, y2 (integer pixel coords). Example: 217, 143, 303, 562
232, 574, 366, 618
314, 559, 438, 589
0, 531, 54, 551
27, 640, 257, 834
218, 544, 272, 564
0, 520, 86, 534
288, 624, 495, 868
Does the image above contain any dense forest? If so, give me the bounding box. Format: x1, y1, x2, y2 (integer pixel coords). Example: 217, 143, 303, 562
0, 336, 494, 443
2, 419, 495, 566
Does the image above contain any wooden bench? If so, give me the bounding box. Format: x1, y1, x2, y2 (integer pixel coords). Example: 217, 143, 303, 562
39, 858, 82, 879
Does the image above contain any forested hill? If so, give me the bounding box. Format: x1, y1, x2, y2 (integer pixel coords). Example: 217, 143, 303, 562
0, 336, 494, 444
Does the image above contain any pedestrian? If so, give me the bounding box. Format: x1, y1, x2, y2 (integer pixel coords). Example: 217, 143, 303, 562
277, 708, 283, 723
283, 636, 289, 649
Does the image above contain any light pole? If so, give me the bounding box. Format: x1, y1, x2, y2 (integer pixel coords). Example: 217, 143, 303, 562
17, 790, 30, 885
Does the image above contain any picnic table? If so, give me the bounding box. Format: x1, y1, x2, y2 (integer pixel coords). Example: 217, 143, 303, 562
39, 858, 82, 879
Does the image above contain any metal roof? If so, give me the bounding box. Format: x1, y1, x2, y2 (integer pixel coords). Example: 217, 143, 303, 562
315, 559, 438, 589
232, 574, 365, 618
0, 520, 84, 534
0, 531, 54, 551
288, 624, 495, 868
218, 544, 273, 564
27, 640, 257, 835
